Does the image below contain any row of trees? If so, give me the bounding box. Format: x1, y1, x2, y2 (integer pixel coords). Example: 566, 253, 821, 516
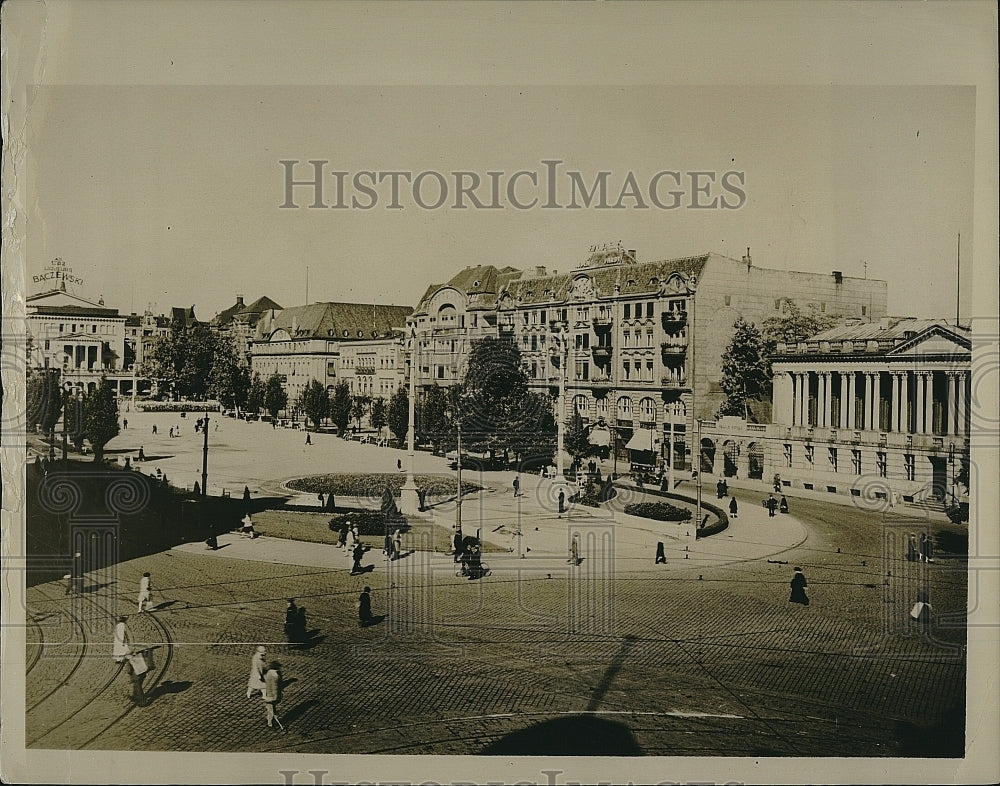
26, 369, 120, 462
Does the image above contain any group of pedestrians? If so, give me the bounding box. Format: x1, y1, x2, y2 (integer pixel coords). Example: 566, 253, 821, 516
246, 645, 283, 728
382, 528, 403, 561
906, 532, 935, 563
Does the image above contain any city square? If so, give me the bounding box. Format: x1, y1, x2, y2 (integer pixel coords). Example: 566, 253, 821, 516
24, 411, 968, 757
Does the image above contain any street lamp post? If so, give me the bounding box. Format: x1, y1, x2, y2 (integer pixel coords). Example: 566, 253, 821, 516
456, 423, 463, 532
551, 321, 568, 479
201, 409, 209, 498
695, 418, 703, 528
398, 325, 421, 515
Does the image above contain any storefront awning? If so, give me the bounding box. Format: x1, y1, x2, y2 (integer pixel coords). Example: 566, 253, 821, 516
625, 428, 658, 452
588, 427, 611, 447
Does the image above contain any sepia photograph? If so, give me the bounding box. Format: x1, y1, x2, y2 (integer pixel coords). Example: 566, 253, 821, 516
2, 2, 998, 784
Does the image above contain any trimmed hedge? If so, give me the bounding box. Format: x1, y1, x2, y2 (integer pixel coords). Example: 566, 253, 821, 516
288, 473, 483, 498
326, 511, 407, 536
623, 501, 692, 522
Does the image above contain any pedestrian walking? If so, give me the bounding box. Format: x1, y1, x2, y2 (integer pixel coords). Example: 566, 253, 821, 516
138, 446, 146, 461
716, 479, 726, 500
383, 531, 394, 558
123, 418, 128, 430
569, 533, 580, 566
305, 432, 311, 445
262, 662, 282, 728
789, 566, 809, 605
910, 589, 931, 624
318, 492, 325, 509
351, 542, 366, 574
284, 599, 299, 643
397, 458, 403, 473
655, 541, 666, 564
773, 474, 782, 493
906, 532, 919, 562
243, 485, 251, 504
779, 495, 789, 514
512, 475, 520, 497
169, 426, 174, 438
453, 529, 464, 563
137, 571, 153, 613
919, 532, 934, 563
65, 551, 84, 595
337, 521, 349, 549
358, 586, 374, 627
558, 489, 566, 515
729, 496, 738, 519
125, 647, 153, 706
392, 528, 402, 560
246, 646, 267, 698
766, 494, 778, 518
112, 615, 131, 663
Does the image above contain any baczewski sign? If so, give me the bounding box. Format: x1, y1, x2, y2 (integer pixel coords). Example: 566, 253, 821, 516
32, 258, 84, 287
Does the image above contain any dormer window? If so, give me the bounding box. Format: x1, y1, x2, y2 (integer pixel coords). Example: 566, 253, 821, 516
474, 280, 481, 288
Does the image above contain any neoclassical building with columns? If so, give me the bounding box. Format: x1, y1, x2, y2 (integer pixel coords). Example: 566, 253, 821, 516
700, 318, 970, 505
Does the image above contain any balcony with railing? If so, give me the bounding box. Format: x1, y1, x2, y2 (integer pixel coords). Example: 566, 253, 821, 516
660, 375, 688, 389
660, 339, 687, 355
593, 313, 613, 329
498, 320, 516, 335
661, 309, 688, 330
591, 345, 613, 361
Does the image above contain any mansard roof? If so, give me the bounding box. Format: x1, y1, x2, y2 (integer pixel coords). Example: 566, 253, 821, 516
258, 302, 413, 341
210, 295, 284, 328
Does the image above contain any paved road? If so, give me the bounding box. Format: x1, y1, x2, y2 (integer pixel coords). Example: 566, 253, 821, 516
23, 413, 967, 757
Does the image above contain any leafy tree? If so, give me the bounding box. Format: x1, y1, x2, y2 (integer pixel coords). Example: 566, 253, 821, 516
761, 301, 839, 346
387, 385, 409, 446
246, 373, 266, 415
456, 336, 556, 462
63, 389, 87, 451
350, 395, 370, 430
329, 381, 352, 434
206, 335, 250, 412
264, 373, 288, 420
27, 369, 63, 453
369, 397, 387, 436
143, 323, 219, 400
564, 410, 598, 471
418, 384, 453, 451
716, 318, 771, 422
297, 378, 329, 430
83, 377, 120, 462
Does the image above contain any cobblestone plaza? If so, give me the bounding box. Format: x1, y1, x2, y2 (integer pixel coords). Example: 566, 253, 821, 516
21, 413, 968, 758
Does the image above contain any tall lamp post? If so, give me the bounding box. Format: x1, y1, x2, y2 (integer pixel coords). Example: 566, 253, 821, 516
398, 324, 421, 515
550, 320, 568, 479
201, 409, 210, 497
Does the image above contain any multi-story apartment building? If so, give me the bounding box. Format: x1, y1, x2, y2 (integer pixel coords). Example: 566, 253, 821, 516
410, 244, 887, 469
250, 302, 412, 407
209, 295, 283, 364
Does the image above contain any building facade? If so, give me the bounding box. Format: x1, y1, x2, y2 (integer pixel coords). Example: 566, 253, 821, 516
700, 318, 970, 504
250, 302, 413, 406
409, 245, 888, 470
209, 295, 283, 363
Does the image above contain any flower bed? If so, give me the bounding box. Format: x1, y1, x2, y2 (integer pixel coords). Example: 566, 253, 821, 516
622, 501, 692, 522
135, 400, 221, 412
287, 473, 484, 499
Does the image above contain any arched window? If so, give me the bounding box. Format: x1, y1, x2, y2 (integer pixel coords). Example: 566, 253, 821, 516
573, 394, 589, 416
438, 304, 457, 323
639, 397, 656, 421
616, 396, 633, 418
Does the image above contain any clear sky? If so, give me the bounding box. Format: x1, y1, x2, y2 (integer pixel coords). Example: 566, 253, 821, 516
25, 84, 974, 321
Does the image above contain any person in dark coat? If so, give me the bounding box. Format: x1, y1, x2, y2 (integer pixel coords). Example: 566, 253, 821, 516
512, 475, 520, 497
729, 496, 738, 519
358, 586, 373, 627
305, 432, 311, 445
779, 496, 789, 514
337, 521, 349, 548
351, 542, 366, 574
919, 532, 934, 563
766, 494, 778, 518
655, 542, 666, 564
453, 530, 463, 563
789, 567, 809, 605
716, 479, 725, 499
243, 486, 251, 504
384, 531, 394, 558
558, 489, 566, 515
284, 599, 299, 643
905, 532, 919, 562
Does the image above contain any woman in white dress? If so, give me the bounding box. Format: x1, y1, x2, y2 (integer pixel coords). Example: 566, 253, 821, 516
246, 645, 267, 698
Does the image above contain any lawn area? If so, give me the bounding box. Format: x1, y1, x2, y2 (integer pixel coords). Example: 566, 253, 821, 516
249, 509, 507, 554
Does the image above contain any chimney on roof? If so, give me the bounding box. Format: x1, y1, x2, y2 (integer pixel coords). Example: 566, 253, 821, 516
742, 247, 752, 269
535, 266, 547, 277
832, 271, 843, 284
236, 295, 244, 307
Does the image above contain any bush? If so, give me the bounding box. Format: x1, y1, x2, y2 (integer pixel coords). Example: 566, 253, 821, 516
623, 501, 692, 522
288, 473, 483, 498
579, 479, 616, 508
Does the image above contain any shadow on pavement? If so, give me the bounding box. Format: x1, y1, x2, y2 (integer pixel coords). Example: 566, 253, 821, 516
481, 715, 642, 756
281, 699, 321, 727
147, 680, 193, 702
